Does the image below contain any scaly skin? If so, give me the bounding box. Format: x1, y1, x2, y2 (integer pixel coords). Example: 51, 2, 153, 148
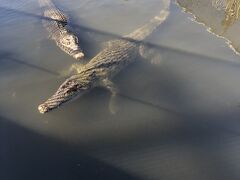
39, 0, 84, 60
38, 6, 170, 114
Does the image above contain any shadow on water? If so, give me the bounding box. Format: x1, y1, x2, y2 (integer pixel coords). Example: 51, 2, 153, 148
102, 116, 240, 180
0, 115, 142, 180
1, 114, 239, 180
0, 114, 239, 180
0, 51, 59, 76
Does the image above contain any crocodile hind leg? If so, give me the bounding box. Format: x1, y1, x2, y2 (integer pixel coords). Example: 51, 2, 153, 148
101, 78, 119, 114
139, 44, 162, 65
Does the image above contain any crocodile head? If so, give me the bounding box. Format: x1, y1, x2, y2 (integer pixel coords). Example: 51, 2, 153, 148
58, 31, 84, 60
38, 74, 91, 114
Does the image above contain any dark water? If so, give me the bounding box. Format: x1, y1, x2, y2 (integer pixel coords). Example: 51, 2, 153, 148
1, 0, 240, 179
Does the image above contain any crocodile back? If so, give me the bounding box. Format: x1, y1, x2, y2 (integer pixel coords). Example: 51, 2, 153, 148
85, 39, 138, 79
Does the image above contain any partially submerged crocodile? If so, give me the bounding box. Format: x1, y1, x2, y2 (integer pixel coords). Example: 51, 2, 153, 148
39, 0, 84, 60
38, 2, 170, 114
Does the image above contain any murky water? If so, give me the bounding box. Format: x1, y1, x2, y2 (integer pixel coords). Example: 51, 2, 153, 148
1, 0, 240, 179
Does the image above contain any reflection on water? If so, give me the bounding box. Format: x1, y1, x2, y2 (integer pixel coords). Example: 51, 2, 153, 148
1, 0, 240, 180
177, 0, 240, 54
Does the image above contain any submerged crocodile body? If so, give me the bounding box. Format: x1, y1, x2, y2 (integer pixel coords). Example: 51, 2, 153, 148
38, 3, 170, 114
39, 0, 84, 60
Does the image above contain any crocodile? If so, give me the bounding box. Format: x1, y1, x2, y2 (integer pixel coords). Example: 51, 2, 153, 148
39, 0, 84, 60
38, 2, 170, 114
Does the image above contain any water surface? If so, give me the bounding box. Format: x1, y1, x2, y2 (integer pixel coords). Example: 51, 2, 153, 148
1, 0, 240, 180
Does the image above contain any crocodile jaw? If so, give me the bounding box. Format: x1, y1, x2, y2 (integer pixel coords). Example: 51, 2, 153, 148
38, 90, 84, 114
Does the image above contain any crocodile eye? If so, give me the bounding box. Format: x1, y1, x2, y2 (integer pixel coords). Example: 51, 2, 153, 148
66, 40, 70, 45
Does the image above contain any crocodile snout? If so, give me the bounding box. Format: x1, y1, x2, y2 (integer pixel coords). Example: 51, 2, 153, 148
38, 103, 50, 114
73, 52, 84, 60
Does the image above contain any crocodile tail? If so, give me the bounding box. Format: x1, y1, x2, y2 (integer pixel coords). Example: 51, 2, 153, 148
39, 0, 67, 22
125, 0, 170, 41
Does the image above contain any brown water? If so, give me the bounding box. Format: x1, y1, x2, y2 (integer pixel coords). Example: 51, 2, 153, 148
1, 0, 240, 180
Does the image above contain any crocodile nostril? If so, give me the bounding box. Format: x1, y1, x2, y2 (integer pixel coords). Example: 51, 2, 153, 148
38, 104, 49, 114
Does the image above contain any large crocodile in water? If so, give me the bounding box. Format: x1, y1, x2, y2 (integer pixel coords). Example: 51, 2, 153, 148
38, 1, 170, 114
39, 0, 84, 60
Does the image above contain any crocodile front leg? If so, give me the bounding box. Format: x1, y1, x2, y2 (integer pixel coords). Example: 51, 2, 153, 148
139, 44, 162, 65
101, 78, 119, 114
